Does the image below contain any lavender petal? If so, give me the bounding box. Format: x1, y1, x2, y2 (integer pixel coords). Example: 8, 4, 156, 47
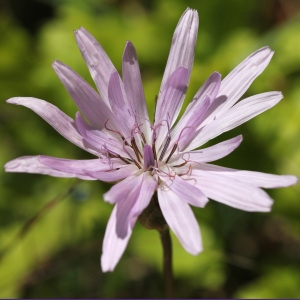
158, 187, 202, 255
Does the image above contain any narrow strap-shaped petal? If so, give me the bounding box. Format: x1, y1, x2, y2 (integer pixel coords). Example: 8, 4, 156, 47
169, 72, 221, 152
108, 71, 128, 113
171, 135, 243, 164
104, 173, 156, 205
6, 97, 98, 155
52, 60, 113, 130
39, 156, 134, 182
115, 174, 156, 237
4, 156, 96, 180
75, 113, 127, 157
101, 205, 135, 272
155, 67, 189, 150
171, 72, 221, 139
193, 72, 221, 105
122, 41, 150, 140
175, 96, 211, 151
160, 8, 198, 89
75, 27, 117, 105
103, 174, 144, 204
104, 174, 155, 242
156, 66, 189, 126
86, 164, 137, 182
39, 156, 108, 172
216, 47, 274, 115
195, 163, 298, 188
187, 91, 283, 150
192, 169, 274, 212
101, 174, 157, 272
158, 187, 202, 255
160, 175, 208, 207
108, 71, 135, 138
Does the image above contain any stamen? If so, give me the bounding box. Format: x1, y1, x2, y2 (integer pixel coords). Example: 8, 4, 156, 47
105, 120, 129, 146
159, 136, 171, 161
131, 121, 143, 135
178, 165, 193, 177
100, 145, 120, 168
131, 138, 142, 162
172, 160, 188, 168
165, 143, 177, 164
158, 115, 171, 161
152, 141, 158, 163
133, 160, 142, 169
105, 167, 120, 172
141, 132, 146, 144
151, 165, 176, 179
122, 140, 142, 169
117, 154, 132, 165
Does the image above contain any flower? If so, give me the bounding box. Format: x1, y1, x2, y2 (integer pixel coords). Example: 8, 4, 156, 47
5, 8, 297, 272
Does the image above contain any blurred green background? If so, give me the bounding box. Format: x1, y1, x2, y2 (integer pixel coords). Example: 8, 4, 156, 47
0, 0, 300, 298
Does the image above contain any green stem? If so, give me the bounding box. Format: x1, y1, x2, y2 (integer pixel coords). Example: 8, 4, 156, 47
138, 193, 174, 297
159, 227, 173, 298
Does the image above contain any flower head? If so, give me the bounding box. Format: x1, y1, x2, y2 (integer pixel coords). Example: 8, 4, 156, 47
5, 8, 297, 272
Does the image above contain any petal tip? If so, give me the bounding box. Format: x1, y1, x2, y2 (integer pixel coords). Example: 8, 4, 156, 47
101, 256, 114, 273
187, 242, 203, 256
288, 175, 298, 186
6, 97, 21, 104
4, 160, 14, 172
52, 60, 61, 69
74, 26, 86, 36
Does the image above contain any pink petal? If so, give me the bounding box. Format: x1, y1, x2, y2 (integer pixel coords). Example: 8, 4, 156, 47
171, 72, 221, 138
115, 174, 156, 238
6, 97, 98, 155
104, 172, 156, 207
219, 91, 283, 131
160, 175, 208, 207
158, 188, 202, 255
155, 67, 189, 149
107, 72, 135, 138
39, 156, 135, 182
4, 156, 96, 180
103, 174, 144, 204
197, 163, 298, 188
101, 174, 157, 272
176, 95, 211, 151
187, 91, 283, 150
122, 41, 150, 139
192, 169, 274, 212
167, 72, 221, 153
108, 71, 127, 113
52, 60, 113, 130
156, 66, 189, 126
75, 27, 117, 106
217, 47, 274, 114
171, 135, 243, 164
160, 8, 198, 89
86, 165, 137, 182
101, 205, 135, 272
75, 113, 127, 157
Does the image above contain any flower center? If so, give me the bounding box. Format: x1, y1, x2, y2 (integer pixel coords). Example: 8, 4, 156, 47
103, 118, 187, 176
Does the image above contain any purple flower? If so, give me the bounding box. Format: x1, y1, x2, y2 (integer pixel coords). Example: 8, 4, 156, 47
5, 8, 297, 272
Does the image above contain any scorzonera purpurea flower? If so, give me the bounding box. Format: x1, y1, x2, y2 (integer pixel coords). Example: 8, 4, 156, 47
5, 8, 298, 272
